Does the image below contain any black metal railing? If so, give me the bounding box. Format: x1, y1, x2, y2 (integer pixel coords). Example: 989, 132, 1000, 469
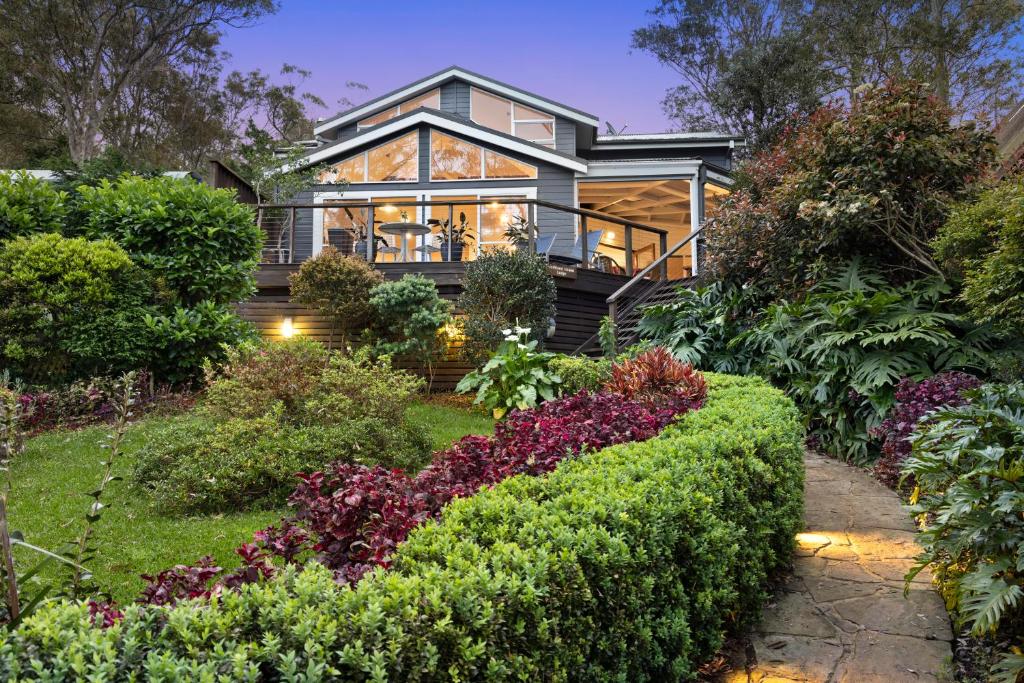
254, 198, 671, 276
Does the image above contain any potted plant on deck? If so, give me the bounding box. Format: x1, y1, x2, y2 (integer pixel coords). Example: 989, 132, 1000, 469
434, 212, 475, 261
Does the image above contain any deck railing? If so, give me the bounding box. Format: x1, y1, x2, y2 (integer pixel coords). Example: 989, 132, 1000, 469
255, 199, 672, 277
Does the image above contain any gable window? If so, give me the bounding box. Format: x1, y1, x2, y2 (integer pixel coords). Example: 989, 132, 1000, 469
319, 131, 419, 184
430, 131, 537, 181
356, 89, 441, 129
470, 87, 556, 147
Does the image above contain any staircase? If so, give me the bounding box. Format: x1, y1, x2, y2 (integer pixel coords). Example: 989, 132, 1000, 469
574, 230, 701, 355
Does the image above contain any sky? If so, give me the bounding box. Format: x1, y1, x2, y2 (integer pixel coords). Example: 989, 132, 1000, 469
217, 0, 681, 134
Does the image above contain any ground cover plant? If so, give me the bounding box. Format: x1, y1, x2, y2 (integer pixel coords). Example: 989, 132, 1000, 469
0, 373, 803, 681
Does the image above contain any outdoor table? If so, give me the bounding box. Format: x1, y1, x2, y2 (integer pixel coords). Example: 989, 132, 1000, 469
378, 222, 432, 262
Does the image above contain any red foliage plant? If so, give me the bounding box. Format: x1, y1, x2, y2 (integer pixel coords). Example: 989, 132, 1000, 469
870, 371, 981, 489
605, 347, 707, 412
136, 369, 707, 605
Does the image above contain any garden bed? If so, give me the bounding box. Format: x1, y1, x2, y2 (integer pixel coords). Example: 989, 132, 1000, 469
0, 374, 804, 680
7, 400, 493, 603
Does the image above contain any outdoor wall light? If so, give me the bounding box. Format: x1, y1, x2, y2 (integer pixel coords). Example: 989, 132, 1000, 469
281, 316, 295, 338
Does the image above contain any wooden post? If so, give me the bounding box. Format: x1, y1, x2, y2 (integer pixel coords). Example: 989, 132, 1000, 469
659, 232, 668, 280
580, 215, 589, 269
288, 207, 296, 264
624, 225, 634, 277
447, 203, 454, 262
256, 206, 265, 262
0, 496, 19, 622
527, 201, 536, 254
367, 205, 376, 263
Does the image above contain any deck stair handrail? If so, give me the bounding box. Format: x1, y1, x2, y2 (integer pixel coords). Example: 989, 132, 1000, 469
573, 227, 703, 354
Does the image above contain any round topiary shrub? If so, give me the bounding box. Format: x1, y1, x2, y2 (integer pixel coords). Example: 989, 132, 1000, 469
457, 250, 556, 364
289, 247, 384, 351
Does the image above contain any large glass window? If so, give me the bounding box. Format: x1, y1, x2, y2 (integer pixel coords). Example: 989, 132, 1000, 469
470, 87, 556, 147
430, 131, 537, 181
356, 88, 440, 129
318, 131, 419, 184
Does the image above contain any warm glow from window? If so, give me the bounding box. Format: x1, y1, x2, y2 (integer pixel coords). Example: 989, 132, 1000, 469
320, 131, 419, 184
470, 87, 555, 147
430, 131, 536, 181
357, 88, 441, 129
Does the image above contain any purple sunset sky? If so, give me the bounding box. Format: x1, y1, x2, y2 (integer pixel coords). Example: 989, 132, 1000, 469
217, 0, 686, 134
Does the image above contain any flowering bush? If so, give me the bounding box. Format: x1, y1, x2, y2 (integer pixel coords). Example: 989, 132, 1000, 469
606, 346, 708, 413
456, 326, 561, 418
870, 371, 981, 489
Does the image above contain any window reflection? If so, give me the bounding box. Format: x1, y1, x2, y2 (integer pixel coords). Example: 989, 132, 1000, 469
357, 88, 440, 129
319, 131, 419, 184
470, 87, 555, 147
430, 131, 536, 181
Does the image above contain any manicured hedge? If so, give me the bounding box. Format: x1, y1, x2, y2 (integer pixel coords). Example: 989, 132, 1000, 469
0, 374, 804, 681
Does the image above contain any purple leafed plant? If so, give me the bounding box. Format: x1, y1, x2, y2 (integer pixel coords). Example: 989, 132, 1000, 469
870, 371, 981, 489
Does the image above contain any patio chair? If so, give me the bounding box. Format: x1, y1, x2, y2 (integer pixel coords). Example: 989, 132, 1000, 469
535, 234, 556, 261
414, 243, 442, 261
571, 229, 604, 265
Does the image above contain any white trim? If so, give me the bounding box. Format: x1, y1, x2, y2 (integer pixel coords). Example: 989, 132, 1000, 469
580, 159, 702, 179
595, 132, 745, 144
296, 111, 587, 174
314, 68, 599, 135
312, 186, 537, 258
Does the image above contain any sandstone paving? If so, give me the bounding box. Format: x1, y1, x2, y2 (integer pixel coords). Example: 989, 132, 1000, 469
715, 451, 953, 683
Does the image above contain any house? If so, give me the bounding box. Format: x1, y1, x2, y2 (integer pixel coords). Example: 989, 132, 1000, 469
242, 66, 742, 376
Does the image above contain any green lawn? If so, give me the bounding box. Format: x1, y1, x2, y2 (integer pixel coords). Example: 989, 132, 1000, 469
7, 400, 494, 604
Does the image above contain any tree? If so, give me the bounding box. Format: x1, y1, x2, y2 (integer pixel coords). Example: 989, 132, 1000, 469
702, 81, 995, 298
0, 0, 275, 165
809, 0, 1024, 120
634, 0, 1024, 148
632, 0, 830, 150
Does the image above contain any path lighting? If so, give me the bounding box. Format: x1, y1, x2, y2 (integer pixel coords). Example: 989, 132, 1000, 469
281, 316, 295, 338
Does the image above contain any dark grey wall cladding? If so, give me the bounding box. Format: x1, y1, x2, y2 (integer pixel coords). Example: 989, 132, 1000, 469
554, 118, 576, 156
440, 81, 471, 118
288, 123, 579, 260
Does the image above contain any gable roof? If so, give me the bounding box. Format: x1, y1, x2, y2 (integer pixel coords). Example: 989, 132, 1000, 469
294, 108, 589, 174
313, 66, 600, 137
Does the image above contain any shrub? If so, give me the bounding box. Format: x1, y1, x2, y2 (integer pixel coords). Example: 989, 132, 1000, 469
737, 260, 1001, 462
0, 171, 67, 241
549, 354, 612, 394
870, 371, 981, 489
934, 180, 1024, 333
77, 176, 261, 306
903, 383, 1024, 682
458, 249, 557, 363
201, 338, 330, 422
606, 346, 709, 412
132, 412, 432, 514
0, 374, 802, 681
289, 247, 383, 351
703, 80, 994, 299
456, 326, 561, 418
637, 282, 757, 373
300, 349, 424, 425
74, 176, 263, 383
0, 233, 156, 384
367, 274, 451, 378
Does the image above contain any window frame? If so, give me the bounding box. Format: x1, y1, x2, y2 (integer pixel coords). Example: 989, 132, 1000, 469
469, 86, 556, 148
356, 88, 441, 130
319, 130, 420, 185
428, 130, 537, 182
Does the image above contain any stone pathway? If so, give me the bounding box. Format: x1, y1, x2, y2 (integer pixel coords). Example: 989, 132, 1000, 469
720, 451, 953, 683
